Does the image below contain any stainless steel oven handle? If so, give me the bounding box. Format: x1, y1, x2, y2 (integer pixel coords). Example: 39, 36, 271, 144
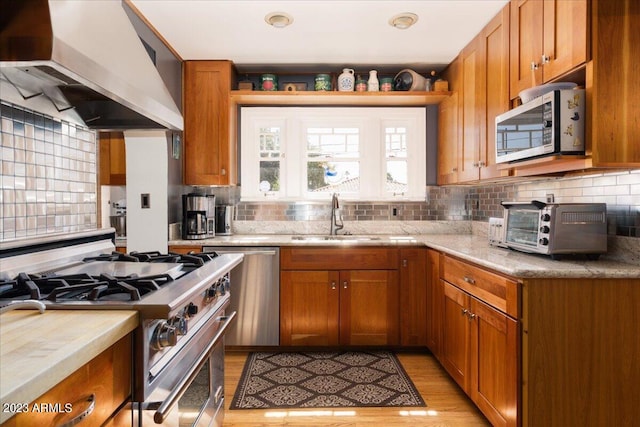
154, 311, 237, 424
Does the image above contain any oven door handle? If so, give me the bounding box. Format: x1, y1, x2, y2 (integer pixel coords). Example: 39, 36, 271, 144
153, 311, 237, 424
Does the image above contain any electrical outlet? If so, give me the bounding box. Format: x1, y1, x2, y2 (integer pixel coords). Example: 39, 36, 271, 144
546, 193, 555, 203
141, 193, 151, 209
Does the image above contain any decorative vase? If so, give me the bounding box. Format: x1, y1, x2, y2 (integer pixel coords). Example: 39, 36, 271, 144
337, 68, 355, 91
367, 70, 379, 92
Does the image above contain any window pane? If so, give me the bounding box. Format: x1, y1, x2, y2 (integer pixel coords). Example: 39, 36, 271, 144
259, 127, 281, 158
385, 126, 407, 158
307, 127, 359, 158
386, 160, 407, 194
259, 160, 280, 191
307, 161, 359, 192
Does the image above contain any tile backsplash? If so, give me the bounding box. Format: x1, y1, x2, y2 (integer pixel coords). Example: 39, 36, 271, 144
231, 170, 639, 238
1, 101, 97, 241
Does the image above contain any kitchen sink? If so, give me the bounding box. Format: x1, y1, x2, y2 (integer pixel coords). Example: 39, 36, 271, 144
291, 235, 382, 241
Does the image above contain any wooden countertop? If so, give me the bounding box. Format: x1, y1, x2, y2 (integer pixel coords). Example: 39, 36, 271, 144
0, 310, 138, 423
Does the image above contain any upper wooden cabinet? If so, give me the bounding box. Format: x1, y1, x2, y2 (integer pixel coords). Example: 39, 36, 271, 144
589, 0, 640, 167
438, 4, 511, 184
99, 132, 126, 185
510, 0, 588, 99
183, 60, 237, 185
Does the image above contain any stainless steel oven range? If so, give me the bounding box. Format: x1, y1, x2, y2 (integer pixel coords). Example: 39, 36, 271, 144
0, 229, 243, 427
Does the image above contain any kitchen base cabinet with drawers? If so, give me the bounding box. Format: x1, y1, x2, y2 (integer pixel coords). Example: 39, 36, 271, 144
2, 333, 132, 427
440, 254, 519, 427
432, 251, 640, 427
280, 247, 399, 347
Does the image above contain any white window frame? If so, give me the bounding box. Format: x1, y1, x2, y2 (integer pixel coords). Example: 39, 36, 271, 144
240, 107, 426, 201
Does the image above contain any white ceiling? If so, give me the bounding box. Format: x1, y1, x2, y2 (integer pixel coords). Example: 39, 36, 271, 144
130, 0, 509, 73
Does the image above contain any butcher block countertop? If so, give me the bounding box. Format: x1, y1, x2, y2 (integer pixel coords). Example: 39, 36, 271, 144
0, 310, 138, 423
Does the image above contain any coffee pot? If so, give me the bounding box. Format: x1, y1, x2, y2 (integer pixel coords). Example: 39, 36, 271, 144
182, 194, 215, 240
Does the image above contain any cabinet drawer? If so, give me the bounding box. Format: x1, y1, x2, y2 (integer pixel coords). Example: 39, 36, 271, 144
442, 255, 519, 318
281, 247, 398, 270
3, 334, 131, 427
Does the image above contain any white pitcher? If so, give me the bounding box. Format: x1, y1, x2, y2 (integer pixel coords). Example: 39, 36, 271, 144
338, 68, 355, 91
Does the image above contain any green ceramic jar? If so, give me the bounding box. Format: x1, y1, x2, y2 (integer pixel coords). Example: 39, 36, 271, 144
380, 77, 394, 92
315, 74, 332, 91
260, 74, 278, 91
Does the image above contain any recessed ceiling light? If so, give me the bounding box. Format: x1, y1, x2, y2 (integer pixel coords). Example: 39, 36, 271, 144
265, 12, 293, 28
389, 13, 418, 30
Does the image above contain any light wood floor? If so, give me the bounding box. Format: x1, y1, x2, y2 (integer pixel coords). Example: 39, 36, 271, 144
224, 351, 491, 426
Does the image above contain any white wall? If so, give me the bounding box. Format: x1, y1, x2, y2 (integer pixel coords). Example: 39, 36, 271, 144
124, 131, 168, 252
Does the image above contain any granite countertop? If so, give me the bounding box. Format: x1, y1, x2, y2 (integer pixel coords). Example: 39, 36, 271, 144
0, 310, 138, 423
168, 234, 640, 279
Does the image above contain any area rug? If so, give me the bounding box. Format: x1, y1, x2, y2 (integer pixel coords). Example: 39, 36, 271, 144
229, 351, 425, 409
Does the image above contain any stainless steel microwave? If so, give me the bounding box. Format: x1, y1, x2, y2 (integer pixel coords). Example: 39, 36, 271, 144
500, 201, 607, 259
495, 89, 585, 163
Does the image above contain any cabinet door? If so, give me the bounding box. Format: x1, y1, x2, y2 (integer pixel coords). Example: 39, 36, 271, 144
425, 249, 442, 359
510, 0, 544, 98
400, 248, 427, 347
458, 35, 485, 183
470, 297, 518, 427
99, 132, 126, 185
183, 61, 235, 185
542, 0, 587, 81
480, 4, 510, 180
280, 270, 339, 346
438, 58, 460, 185
340, 270, 399, 346
441, 281, 471, 391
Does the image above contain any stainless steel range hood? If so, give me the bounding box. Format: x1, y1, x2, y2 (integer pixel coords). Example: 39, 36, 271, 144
0, 0, 183, 131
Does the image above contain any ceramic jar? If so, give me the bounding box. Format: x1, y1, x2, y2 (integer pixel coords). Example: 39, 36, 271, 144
337, 68, 355, 91
355, 78, 367, 92
367, 70, 379, 92
380, 77, 393, 92
315, 74, 332, 91
260, 74, 278, 91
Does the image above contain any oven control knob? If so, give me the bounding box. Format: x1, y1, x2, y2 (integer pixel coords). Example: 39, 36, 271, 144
152, 321, 178, 350
173, 317, 188, 335
206, 287, 217, 299
539, 237, 550, 246
541, 213, 551, 222
187, 303, 198, 316
539, 225, 550, 234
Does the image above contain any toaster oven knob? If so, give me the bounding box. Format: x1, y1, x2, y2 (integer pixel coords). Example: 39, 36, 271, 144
152, 321, 178, 350
539, 237, 550, 246
541, 213, 551, 222
540, 225, 550, 234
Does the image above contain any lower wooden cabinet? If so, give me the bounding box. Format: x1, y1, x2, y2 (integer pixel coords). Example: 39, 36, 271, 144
425, 249, 442, 358
168, 245, 202, 254
280, 269, 399, 346
440, 255, 518, 427
3, 334, 132, 427
399, 248, 428, 346
280, 247, 399, 347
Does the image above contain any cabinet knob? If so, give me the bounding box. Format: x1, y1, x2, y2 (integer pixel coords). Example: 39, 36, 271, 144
221, 168, 226, 176
468, 313, 476, 321
343, 281, 348, 289
530, 61, 539, 71
541, 54, 551, 64
462, 308, 469, 316
463, 276, 476, 285
331, 281, 336, 290
402, 259, 408, 267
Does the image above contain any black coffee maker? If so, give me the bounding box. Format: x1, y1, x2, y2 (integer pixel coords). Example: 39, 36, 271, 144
182, 194, 215, 240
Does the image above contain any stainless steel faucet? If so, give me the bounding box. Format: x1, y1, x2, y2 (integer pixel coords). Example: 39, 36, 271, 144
330, 193, 344, 235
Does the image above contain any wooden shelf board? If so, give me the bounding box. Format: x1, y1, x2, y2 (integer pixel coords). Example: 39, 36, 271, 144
497, 155, 593, 176
230, 90, 451, 106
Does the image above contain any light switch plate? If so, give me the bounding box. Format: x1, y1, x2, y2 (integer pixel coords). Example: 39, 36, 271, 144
141, 193, 151, 209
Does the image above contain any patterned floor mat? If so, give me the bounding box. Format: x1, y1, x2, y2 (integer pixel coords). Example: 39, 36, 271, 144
229, 351, 426, 409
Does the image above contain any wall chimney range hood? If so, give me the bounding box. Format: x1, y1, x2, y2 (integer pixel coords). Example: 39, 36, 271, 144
0, 0, 183, 131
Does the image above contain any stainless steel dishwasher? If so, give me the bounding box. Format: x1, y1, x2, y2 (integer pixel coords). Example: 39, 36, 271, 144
203, 246, 279, 346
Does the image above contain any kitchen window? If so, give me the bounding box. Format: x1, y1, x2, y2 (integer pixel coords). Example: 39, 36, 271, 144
240, 107, 426, 201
